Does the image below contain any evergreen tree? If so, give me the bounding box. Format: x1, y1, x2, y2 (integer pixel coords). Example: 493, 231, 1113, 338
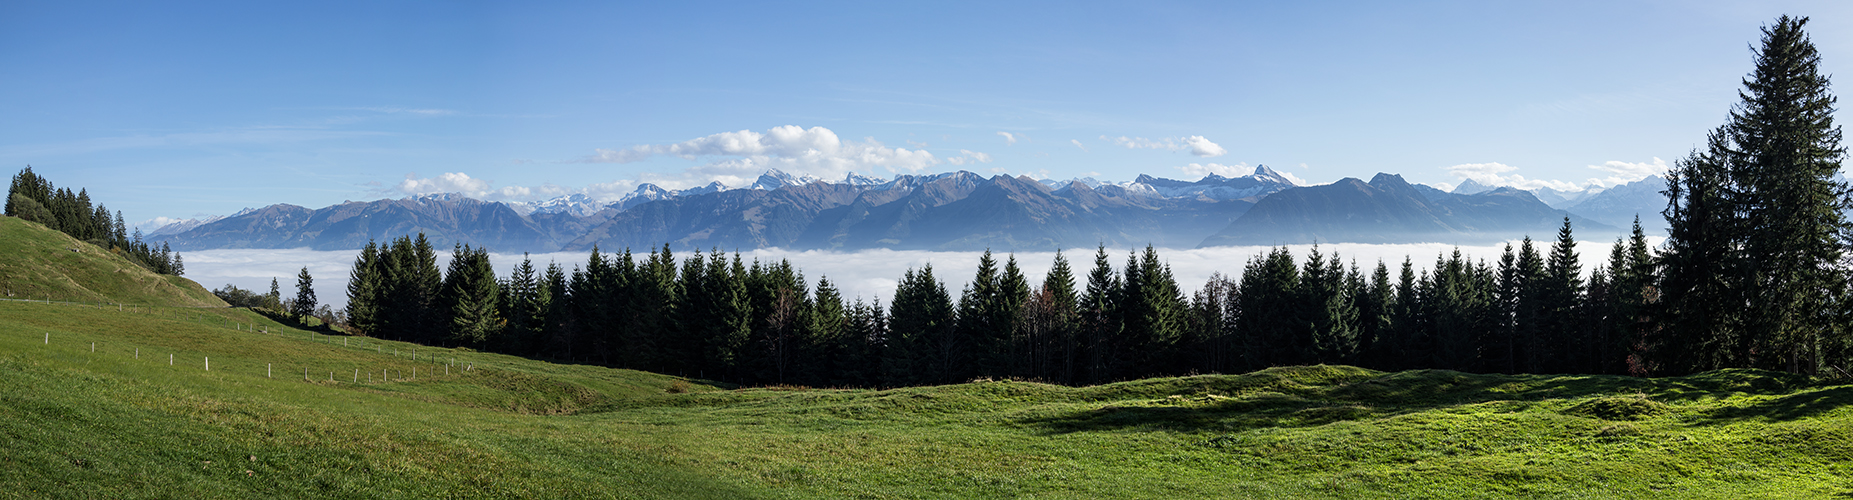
955, 250, 1002, 379
1513, 238, 1547, 373
1490, 244, 1521, 373
542, 262, 572, 359
1184, 273, 1236, 374
843, 298, 887, 387
291, 266, 317, 323
1356, 260, 1394, 369
626, 246, 678, 371
1019, 250, 1082, 383
810, 277, 849, 385
1302, 248, 1360, 364
345, 241, 382, 335
1236, 247, 1302, 369
1078, 246, 1122, 383
1727, 16, 1850, 373
1387, 257, 1422, 370
1120, 246, 1184, 376
996, 255, 1031, 376
1540, 218, 1585, 373
502, 254, 550, 356
884, 265, 955, 386
440, 244, 502, 347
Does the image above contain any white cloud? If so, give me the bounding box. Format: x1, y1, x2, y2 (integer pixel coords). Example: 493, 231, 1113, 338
1104, 134, 1227, 157
1443, 158, 1669, 192
945, 149, 993, 166
997, 131, 1017, 145
385, 173, 588, 202
1178, 162, 1252, 178
1278, 171, 1308, 186
580, 125, 938, 189
1106, 135, 1175, 150
1585, 157, 1668, 188
395, 172, 492, 196
1070, 139, 1089, 152
1184, 136, 1227, 157
1443, 162, 1581, 192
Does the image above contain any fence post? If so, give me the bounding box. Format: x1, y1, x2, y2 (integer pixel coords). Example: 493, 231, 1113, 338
205, 357, 209, 371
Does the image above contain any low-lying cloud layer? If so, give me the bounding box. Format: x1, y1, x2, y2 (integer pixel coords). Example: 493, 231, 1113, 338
184, 241, 1645, 311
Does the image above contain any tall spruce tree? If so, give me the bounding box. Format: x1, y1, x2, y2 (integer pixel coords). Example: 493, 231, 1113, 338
1727, 16, 1850, 373
885, 265, 954, 386
291, 267, 317, 323
955, 250, 1002, 379
441, 244, 502, 348
1540, 218, 1584, 373
1078, 246, 1122, 384
1236, 248, 1302, 369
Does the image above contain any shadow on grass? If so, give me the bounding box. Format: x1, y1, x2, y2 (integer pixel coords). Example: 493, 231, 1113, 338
1698, 385, 1853, 423
1021, 366, 1845, 435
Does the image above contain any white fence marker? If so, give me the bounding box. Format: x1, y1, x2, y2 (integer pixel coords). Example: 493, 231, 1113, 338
169, 353, 173, 365
91, 342, 94, 353
43, 332, 47, 344
268, 363, 272, 378
205, 357, 209, 371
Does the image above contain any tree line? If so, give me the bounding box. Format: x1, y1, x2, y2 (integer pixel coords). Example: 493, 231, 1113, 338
5, 166, 185, 275
331, 219, 1665, 387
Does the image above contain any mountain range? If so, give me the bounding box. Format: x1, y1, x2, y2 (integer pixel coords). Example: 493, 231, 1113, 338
1201, 174, 1614, 247
157, 166, 1660, 253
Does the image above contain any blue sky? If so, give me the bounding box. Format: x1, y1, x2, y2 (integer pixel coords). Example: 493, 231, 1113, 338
4, 1, 1850, 228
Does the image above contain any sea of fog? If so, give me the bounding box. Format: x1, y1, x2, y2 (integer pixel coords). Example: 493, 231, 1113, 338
183, 239, 1658, 310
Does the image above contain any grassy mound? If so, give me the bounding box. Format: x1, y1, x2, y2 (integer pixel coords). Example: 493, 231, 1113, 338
3, 298, 1853, 498
0, 216, 223, 307
1564, 395, 1670, 420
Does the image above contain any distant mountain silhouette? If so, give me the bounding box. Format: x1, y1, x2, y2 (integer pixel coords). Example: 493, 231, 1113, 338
1199, 173, 1615, 247
1563, 175, 1669, 234
166, 195, 615, 253
161, 168, 1630, 253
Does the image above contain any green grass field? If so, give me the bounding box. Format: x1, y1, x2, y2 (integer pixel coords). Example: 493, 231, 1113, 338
3, 214, 1852, 498
3, 298, 1852, 499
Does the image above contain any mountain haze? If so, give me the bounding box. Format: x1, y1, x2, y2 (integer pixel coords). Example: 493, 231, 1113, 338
156, 167, 1633, 253
1200, 173, 1615, 247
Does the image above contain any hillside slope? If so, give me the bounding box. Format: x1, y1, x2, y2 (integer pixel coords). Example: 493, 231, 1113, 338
3, 297, 1850, 498
0, 216, 224, 307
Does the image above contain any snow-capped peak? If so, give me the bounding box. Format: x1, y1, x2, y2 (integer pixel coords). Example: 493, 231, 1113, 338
748, 169, 822, 190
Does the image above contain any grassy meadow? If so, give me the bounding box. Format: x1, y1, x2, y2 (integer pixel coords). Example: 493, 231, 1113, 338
3, 298, 1852, 499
